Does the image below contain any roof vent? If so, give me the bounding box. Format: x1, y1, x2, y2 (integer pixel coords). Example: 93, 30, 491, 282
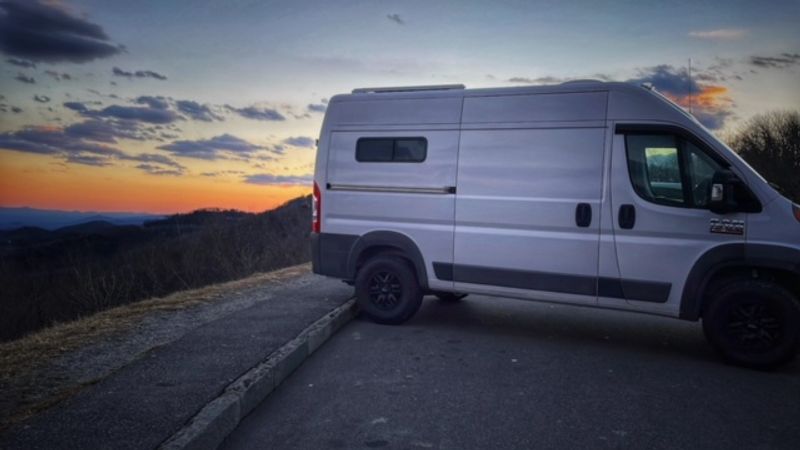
352, 84, 465, 94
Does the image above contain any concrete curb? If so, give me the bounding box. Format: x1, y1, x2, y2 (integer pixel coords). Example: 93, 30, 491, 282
159, 298, 357, 450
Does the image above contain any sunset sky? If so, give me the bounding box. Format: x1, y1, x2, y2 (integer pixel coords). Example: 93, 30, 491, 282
1, 0, 799, 214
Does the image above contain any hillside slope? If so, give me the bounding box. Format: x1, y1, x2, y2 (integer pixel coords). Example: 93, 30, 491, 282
0, 196, 312, 342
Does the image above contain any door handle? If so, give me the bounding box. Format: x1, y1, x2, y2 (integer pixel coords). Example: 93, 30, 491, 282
575, 203, 592, 228
618, 204, 636, 229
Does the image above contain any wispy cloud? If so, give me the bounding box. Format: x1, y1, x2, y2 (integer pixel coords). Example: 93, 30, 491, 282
135, 164, 183, 176
176, 100, 224, 122
507, 75, 567, 84
226, 105, 286, 121
44, 70, 72, 81
0, 122, 186, 172
158, 134, 265, 160
688, 28, 747, 39
282, 136, 315, 148
14, 73, 35, 84
749, 52, 800, 69
6, 57, 35, 68
243, 173, 312, 186
84, 104, 179, 124
0, 0, 122, 63
507, 74, 612, 84
386, 13, 404, 25
112, 67, 168, 81
135, 96, 170, 110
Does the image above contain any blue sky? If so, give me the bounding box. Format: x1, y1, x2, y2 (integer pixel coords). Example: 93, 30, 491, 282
0, 0, 798, 212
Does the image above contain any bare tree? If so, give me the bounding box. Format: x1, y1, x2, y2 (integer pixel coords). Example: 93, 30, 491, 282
727, 110, 800, 203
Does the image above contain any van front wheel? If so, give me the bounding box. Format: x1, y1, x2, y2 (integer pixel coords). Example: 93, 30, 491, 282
702, 280, 800, 369
355, 256, 423, 325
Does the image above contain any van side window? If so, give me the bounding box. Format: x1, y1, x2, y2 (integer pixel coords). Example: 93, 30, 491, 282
624, 133, 722, 208
356, 138, 427, 163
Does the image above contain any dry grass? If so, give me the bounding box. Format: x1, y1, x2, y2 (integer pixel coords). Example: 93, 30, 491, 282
0, 263, 310, 386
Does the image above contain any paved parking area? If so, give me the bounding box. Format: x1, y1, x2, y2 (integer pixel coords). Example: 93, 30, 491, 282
223, 295, 800, 450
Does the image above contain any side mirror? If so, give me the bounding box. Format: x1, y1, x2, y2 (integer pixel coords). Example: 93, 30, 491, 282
708, 169, 741, 214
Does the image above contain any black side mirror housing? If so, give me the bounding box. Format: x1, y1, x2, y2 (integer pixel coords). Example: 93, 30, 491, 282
708, 169, 741, 214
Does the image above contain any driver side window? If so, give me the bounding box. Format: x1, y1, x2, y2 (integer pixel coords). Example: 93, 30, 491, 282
625, 133, 723, 209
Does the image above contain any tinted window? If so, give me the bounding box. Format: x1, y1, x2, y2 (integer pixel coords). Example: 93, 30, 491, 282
356, 138, 426, 162
625, 133, 723, 208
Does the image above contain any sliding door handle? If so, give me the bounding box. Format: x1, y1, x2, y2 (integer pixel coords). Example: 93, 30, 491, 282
575, 203, 592, 228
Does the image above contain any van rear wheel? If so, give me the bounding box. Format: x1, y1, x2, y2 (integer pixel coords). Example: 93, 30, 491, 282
702, 280, 800, 369
355, 256, 423, 325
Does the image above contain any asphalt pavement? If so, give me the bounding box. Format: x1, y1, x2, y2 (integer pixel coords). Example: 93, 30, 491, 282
223, 294, 800, 450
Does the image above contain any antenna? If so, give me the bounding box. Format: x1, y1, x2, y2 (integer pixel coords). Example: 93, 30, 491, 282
688, 58, 693, 114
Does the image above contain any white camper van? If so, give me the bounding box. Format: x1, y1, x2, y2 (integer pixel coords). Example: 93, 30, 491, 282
311, 81, 800, 368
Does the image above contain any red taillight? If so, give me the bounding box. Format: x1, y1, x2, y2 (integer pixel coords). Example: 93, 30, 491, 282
793, 203, 800, 223
312, 181, 321, 233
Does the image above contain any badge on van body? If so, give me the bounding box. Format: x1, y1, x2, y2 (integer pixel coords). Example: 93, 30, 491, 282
709, 218, 744, 235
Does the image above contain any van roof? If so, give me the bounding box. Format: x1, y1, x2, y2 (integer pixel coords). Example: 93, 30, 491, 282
334, 80, 649, 103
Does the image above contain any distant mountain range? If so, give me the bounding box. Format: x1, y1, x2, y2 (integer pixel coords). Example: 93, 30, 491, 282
0, 207, 164, 231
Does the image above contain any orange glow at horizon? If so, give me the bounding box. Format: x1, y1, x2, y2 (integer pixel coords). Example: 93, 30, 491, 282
665, 84, 733, 111
0, 155, 311, 214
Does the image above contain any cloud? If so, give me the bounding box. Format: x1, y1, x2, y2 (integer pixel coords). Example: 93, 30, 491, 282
6, 57, 35, 68
307, 103, 326, 113
14, 73, 35, 84
507, 75, 566, 84
134, 164, 183, 176
282, 136, 315, 148
386, 13, 404, 25
112, 67, 168, 80
199, 170, 245, 177
135, 95, 169, 110
749, 53, 800, 69
507, 74, 613, 84
176, 100, 223, 122
158, 134, 265, 160
63, 101, 88, 112
44, 70, 72, 81
628, 65, 734, 129
125, 153, 184, 169
243, 173, 312, 186
0, 125, 125, 162
33, 94, 50, 103
688, 29, 747, 39
0, 0, 122, 63
63, 118, 156, 142
65, 154, 113, 167
0, 123, 185, 171
0, 103, 23, 114
226, 105, 286, 121
82, 104, 179, 124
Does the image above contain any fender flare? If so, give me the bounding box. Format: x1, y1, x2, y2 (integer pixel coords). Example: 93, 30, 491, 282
346, 231, 429, 288
679, 243, 800, 320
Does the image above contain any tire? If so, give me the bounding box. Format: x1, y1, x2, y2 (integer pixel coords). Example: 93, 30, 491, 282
355, 255, 423, 325
702, 280, 800, 369
435, 292, 467, 302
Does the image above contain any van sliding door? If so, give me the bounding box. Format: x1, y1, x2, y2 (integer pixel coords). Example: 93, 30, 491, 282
446, 126, 604, 304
